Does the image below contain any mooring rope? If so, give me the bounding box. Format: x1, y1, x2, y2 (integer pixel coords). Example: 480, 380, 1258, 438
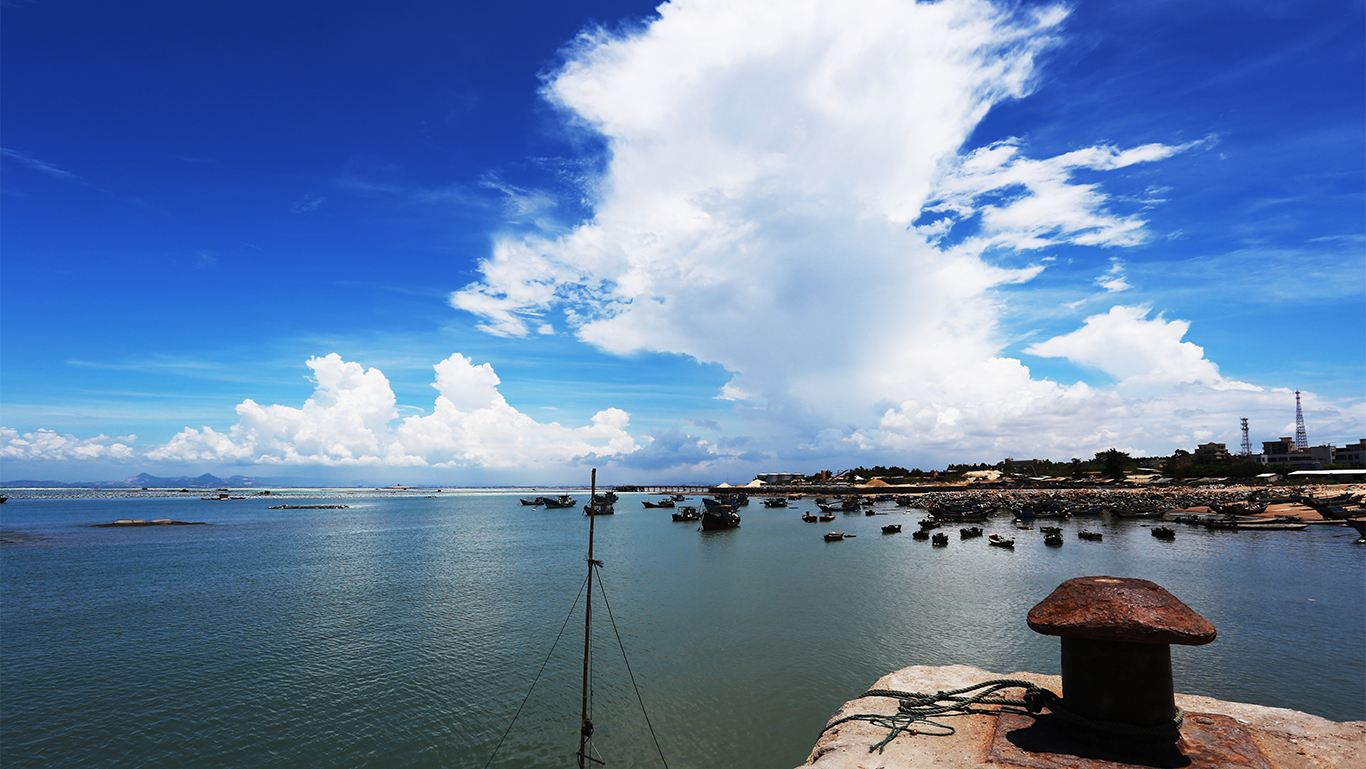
483, 573, 590, 769
593, 564, 671, 769
821, 679, 1184, 754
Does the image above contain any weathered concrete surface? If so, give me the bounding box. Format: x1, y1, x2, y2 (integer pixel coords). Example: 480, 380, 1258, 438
802, 665, 1365, 769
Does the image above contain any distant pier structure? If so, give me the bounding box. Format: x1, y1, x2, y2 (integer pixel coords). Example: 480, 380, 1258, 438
1294, 390, 1309, 449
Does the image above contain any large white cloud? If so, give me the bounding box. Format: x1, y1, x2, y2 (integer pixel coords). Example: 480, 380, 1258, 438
144, 353, 637, 468
446, 0, 1339, 462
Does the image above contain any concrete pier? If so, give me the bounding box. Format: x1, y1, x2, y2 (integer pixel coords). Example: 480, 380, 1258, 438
802, 664, 1364, 769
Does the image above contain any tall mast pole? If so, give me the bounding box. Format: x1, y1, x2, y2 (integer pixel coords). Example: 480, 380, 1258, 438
577, 468, 597, 768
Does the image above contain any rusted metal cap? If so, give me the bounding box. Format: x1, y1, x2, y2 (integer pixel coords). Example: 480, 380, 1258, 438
1027, 576, 1216, 645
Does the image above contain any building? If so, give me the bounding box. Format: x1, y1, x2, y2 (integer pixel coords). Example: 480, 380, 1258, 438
754, 472, 804, 485
1259, 437, 1358, 469
1260, 437, 1319, 469
1334, 439, 1366, 468
1193, 442, 1229, 463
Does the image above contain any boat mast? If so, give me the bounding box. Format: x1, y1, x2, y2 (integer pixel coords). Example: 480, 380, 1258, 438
577, 468, 598, 768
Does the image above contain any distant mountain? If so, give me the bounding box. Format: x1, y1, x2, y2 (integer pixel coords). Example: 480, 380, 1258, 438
1, 472, 275, 489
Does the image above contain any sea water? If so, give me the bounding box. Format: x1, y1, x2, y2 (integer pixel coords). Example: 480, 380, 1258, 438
2, 491, 1362, 768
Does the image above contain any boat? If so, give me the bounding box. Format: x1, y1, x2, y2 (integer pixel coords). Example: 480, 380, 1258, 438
1078, 530, 1103, 541
671, 507, 700, 522
816, 502, 840, 513
1039, 525, 1062, 535
542, 495, 577, 509
1072, 505, 1103, 517
1013, 519, 1033, 530
0, 495, 8, 504
801, 512, 819, 523
931, 532, 948, 547
520, 498, 543, 506
917, 518, 939, 530
864, 509, 877, 516
824, 531, 846, 542
1044, 533, 1063, 547
763, 497, 789, 508
988, 534, 1015, 549
671, 494, 686, 502
642, 499, 675, 508
818, 511, 836, 522
1152, 526, 1176, 540
1345, 520, 1366, 543
911, 529, 930, 541
584, 498, 615, 516
1204, 521, 1308, 531
703, 497, 739, 513
700, 509, 741, 531
881, 524, 902, 534
959, 526, 983, 539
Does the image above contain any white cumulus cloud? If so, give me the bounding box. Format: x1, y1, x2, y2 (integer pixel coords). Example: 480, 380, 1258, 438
146, 353, 637, 468
0, 427, 138, 462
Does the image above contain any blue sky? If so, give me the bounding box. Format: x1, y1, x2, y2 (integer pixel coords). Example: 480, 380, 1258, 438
2, 0, 1362, 483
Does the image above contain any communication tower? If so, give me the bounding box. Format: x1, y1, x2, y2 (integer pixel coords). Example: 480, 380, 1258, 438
1239, 417, 1251, 456
1293, 390, 1308, 450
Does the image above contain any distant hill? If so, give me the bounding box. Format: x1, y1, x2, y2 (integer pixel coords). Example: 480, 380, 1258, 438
1, 472, 275, 489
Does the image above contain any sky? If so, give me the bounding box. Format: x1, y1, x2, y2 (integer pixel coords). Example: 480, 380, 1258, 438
1, 0, 1363, 484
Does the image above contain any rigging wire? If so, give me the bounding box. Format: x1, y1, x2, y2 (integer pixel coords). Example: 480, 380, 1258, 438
482, 573, 590, 769
593, 564, 671, 769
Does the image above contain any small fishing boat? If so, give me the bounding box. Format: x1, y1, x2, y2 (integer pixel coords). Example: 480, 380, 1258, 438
700, 509, 741, 531
1044, 533, 1063, 547
801, 512, 819, 523
703, 497, 739, 513
520, 497, 543, 506
584, 503, 615, 516
642, 499, 675, 508
816, 502, 840, 513
881, 524, 902, 534
763, 497, 789, 508
1151, 526, 1176, 540
912, 529, 930, 541
1204, 521, 1308, 531
1039, 525, 1062, 535
988, 534, 1015, 549
864, 509, 877, 516
824, 531, 846, 542
671, 507, 700, 522
542, 495, 576, 509
959, 526, 983, 539
931, 532, 948, 547
917, 518, 939, 530
1013, 519, 1033, 530
1078, 530, 1103, 541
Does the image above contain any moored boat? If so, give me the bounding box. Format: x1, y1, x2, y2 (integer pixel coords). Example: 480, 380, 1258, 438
912, 529, 930, 541
959, 526, 983, 539
988, 534, 1015, 549
671, 507, 700, 522
1044, 532, 1063, 547
1152, 526, 1176, 540
824, 531, 846, 542
642, 499, 675, 508
818, 511, 836, 522
763, 497, 789, 508
931, 532, 948, 547
801, 512, 819, 523
700, 509, 741, 531
542, 495, 577, 509
1078, 529, 1103, 541
881, 524, 901, 534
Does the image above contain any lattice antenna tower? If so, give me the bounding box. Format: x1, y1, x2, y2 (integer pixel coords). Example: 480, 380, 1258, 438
1293, 390, 1308, 450
1239, 417, 1251, 456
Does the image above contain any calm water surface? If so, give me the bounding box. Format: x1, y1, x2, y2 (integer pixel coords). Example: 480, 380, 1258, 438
2, 492, 1362, 768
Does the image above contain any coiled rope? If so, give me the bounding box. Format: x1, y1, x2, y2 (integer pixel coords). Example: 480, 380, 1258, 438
821, 679, 1184, 754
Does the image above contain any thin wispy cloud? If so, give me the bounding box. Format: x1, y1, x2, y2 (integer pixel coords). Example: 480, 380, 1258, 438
1, 147, 83, 183
290, 194, 326, 213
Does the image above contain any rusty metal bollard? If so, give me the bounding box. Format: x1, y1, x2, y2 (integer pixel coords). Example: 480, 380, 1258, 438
1027, 576, 1216, 740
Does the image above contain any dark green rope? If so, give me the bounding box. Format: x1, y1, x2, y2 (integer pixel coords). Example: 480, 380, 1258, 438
822, 679, 1184, 754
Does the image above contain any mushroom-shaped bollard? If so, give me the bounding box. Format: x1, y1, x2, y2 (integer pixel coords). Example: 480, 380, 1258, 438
1027, 576, 1215, 741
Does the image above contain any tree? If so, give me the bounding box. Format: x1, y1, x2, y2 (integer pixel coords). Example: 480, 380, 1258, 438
1095, 449, 1131, 480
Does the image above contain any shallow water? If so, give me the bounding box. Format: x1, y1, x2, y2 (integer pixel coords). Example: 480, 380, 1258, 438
2, 492, 1362, 768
